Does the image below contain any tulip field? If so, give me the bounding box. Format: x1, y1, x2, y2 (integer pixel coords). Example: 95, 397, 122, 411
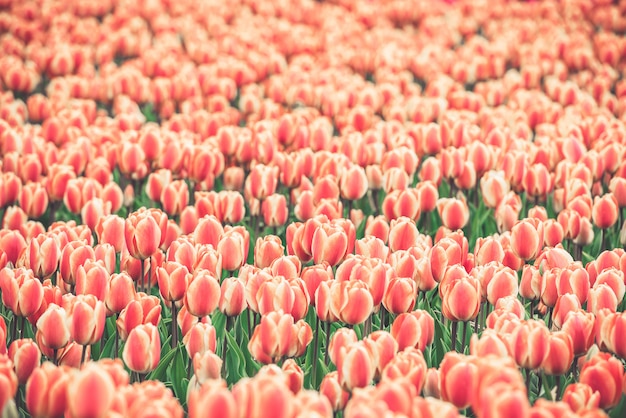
3, 0, 626, 416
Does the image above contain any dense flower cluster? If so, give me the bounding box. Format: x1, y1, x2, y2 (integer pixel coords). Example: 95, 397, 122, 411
0, 0, 626, 416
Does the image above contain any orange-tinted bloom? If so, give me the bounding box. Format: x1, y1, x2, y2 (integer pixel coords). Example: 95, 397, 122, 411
390, 310, 435, 351
185, 269, 220, 317
592, 193, 619, 230
439, 266, 481, 322
26, 362, 71, 418
8, 339, 40, 386
66, 294, 106, 346
541, 331, 574, 375
219, 277, 247, 317
437, 197, 469, 230
218, 226, 249, 272
67, 363, 115, 418
262, 194, 289, 228
125, 209, 162, 260
0, 267, 43, 318
480, 170, 510, 208
383, 276, 417, 315
510, 218, 543, 261
188, 380, 237, 418
579, 352, 624, 409
161, 179, 189, 216
439, 352, 478, 409
36, 304, 70, 351
311, 222, 348, 267
340, 165, 369, 201
122, 323, 161, 374
329, 280, 374, 326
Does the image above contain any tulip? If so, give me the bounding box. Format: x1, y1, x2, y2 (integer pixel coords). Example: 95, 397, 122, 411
469, 329, 509, 357
66, 294, 106, 348
26, 362, 71, 418
0, 267, 43, 319
19, 182, 48, 219
383, 276, 417, 315
185, 269, 220, 317
67, 363, 115, 418
125, 209, 162, 260
390, 310, 435, 351
480, 170, 510, 208
329, 280, 374, 326
592, 193, 619, 230
388, 216, 419, 252
117, 295, 162, 341
184, 322, 217, 360
248, 310, 294, 364
440, 267, 481, 322
146, 169, 172, 202
510, 218, 544, 261
436, 197, 469, 230
311, 222, 348, 266
36, 304, 70, 352
8, 339, 41, 386
232, 374, 294, 418
320, 371, 350, 411
106, 272, 137, 315
122, 323, 161, 374
254, 235, 285, 269
188, 380, 237, 418
562, 383, 601, 413
579, 352, 624, 409
262, 193, 289, 228
439, 352, 478, 409
218, 227, 249, 272
246, 164, 278, 201
561, 310, 595, 357
74, 260, 110, 301
219, 277, 247, 317
382, 188, 421, 221
340, 165, 369, 201
340, 342, 376, 391
160, 179, 189, 216
192, 351, 223, 385
510, 319, 550, 370
381, 347, 428, 395
541, 331, 574, 376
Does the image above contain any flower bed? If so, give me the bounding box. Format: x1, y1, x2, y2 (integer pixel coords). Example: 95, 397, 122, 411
0, 0, 626, 416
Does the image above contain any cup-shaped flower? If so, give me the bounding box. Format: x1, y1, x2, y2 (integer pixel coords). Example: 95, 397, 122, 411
122, 323, 161, 374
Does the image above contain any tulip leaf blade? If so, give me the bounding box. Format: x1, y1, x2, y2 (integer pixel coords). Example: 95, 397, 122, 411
225, 329, 247, 384
169, 345, 187, 403
99, 335, 116, 360
147, 338, 177, 382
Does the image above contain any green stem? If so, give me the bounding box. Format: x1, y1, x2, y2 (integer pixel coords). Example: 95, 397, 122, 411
171, 303, 178, 349
222, 315, 232, 379
311, 315, 320, 389
80, 344, 88, 366
460, 320, 468, 353
451, 321, 458, 352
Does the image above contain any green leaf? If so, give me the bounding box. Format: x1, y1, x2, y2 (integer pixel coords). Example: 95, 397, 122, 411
99, 335, 116, 360
225, 330, 247, 384
147, 336, 175, 382
169, 346, 188, 401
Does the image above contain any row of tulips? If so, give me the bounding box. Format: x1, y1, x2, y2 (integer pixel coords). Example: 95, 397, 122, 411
1, 0, 626, 417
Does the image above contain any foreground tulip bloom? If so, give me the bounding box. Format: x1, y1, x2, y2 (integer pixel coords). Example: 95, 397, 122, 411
579, 352, 624, 409
67, 363, 115, 418
122, 323, 161, 374
390, 310, 435, 351
188, 379, 237, 418
36, 304, 70, 351
125, 210, 162, 260
26, 362, 71, 418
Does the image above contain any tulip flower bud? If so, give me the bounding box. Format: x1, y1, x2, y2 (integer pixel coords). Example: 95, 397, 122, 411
122, 323, 161, 374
